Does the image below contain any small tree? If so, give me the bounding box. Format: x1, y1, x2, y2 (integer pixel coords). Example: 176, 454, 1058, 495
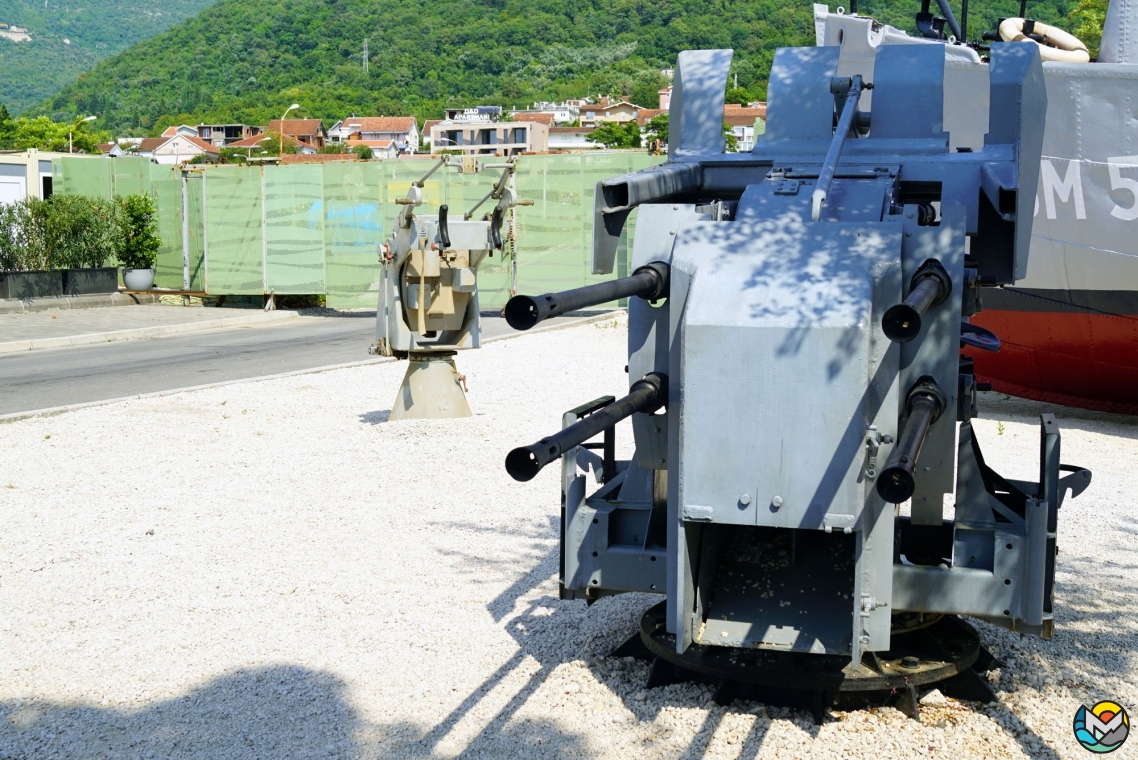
353, 144, 374, 160
116, 194, 161, 271
587, 120, 643, 149
645, 113, 669, 145
723, 123, 739, 153
44, 195, 118, 268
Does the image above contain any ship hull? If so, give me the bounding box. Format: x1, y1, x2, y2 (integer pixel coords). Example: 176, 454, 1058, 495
972, 289, 1138, 415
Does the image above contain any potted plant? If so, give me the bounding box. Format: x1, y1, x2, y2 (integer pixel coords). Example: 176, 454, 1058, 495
49, 194, 120, 296
0, 197, 61, 300
117, 193, 160, 291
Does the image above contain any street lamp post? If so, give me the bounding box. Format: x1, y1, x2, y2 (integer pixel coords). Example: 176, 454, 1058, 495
280, 104, 300, 159
70, 115, 97, 154
248, 136, 271, 161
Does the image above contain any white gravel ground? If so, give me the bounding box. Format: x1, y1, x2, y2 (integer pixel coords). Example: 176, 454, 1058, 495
1, 315, 1136, 759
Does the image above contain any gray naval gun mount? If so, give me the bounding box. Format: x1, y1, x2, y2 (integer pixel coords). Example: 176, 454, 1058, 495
504, 41, 1092, 720
374, 156, 525, 420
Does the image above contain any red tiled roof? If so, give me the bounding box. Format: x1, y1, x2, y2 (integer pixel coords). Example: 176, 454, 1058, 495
423, 120, 442, 132
723, 107, 766, 127
137, 137, 170, 152
266, 119, 325, 136
517, 113, 554, 125
549, 126, 595, 134
161, 126, 179, 137
96, 143, 115, 153
183, 135, 220, 154
340, 116, 416, 133
636, 109, 665, 127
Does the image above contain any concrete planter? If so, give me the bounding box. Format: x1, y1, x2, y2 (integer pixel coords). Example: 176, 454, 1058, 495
122, 268, 155, 291
63, 267, 119, 296
0, 270, 64, 300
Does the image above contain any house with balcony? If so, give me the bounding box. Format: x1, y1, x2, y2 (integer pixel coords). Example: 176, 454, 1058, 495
723, 103, 767, 153
579, 98, 647, 128
429, 119, 549, 156
328, 116, 419, 153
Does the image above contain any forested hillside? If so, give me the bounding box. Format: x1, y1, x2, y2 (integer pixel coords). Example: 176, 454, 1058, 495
0, 0, 220, 115
31, 0, 1072, 136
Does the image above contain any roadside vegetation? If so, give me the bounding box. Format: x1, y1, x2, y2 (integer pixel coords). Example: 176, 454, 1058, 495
0, 194, 160, 272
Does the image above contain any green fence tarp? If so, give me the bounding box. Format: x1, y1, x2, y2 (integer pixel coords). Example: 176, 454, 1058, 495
53, 152, 665, 308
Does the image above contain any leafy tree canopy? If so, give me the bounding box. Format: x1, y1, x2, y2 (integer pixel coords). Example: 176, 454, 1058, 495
0, 113, 111, 153
587, 120, 643, 149
0, 0, 220, 116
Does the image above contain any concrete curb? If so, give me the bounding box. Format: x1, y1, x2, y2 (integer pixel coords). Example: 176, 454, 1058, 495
0, 310, 624, 425
0, 310, 299, 355
0, 292, 162, 315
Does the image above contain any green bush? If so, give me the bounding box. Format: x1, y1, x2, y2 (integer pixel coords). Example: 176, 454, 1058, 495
0, 192, 159, 271
0, 198, 49, 271
116, 193, 160, 270
45, 194, 119, 269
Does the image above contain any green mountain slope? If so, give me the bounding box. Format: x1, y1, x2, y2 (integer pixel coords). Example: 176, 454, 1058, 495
33, 0, 1070, 135
0, 0, 221, 115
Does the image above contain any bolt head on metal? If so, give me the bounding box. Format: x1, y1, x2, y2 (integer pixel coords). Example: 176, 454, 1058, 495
739, 493, 751, 506
772, 495, 783, 508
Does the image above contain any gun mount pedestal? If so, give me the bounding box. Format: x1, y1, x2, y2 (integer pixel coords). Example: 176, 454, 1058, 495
390, 351, 470, 421
375, 156, 524, 420
625, 603, 996, 723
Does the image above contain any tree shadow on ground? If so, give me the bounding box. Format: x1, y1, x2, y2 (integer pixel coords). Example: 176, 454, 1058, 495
0, 663, 593, 760
0, 665, 359, 760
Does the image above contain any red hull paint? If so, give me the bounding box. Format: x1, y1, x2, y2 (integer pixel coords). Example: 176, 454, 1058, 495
970, 310, 1138, 415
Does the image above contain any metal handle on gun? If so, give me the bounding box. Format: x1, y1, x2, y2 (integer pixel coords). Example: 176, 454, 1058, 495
812, 75, 867, 222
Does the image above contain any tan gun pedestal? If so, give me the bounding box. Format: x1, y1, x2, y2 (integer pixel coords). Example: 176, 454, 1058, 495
389, 351, 471, 421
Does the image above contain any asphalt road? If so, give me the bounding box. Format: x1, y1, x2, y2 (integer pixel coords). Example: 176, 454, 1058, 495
0, 311, 599, 416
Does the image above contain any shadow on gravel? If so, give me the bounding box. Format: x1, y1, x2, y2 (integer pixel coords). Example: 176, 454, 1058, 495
422, 511, 1108, 758
358, 410, 392, 425
0, 665, 361, 759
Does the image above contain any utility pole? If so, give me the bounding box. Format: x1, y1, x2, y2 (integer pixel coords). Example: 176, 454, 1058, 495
363, 39, 369, 74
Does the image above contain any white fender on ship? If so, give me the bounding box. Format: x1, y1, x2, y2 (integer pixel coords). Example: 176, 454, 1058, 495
999, 18, 1091, 63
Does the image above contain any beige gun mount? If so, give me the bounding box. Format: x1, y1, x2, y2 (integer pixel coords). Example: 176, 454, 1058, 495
373, 155, 530, 420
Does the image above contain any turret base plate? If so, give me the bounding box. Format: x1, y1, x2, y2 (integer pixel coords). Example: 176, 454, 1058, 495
613, 602, 998, 724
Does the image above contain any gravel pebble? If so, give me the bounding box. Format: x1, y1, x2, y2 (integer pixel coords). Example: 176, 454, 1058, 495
1, 315, 1136, 759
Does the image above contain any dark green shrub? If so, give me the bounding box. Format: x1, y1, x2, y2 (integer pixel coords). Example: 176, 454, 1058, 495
44, 194, 119, 269
116, 193, 160, 270
0, 198, 49, 271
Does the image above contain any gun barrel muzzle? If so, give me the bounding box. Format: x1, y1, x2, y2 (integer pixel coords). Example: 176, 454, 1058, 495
877, 378, 948, 503
504, 262, 669, 331
882, 259, 952, 343
506, 373, 667, 482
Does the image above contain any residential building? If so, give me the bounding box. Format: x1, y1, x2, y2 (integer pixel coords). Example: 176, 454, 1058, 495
194, 123, 262, 147
137, 133, 220, 164
548, 126, 599, 152
96, 143, 127, 157
422, 120, 441, 150
344, 139, 399, 159
659, 86, 673, 110
723, 103, 767, 152
328, 117, 419, 153
429, 120, 548, 156
580, 98, 647, 128
265, 119, 327, 149
509, 101, 581, 125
